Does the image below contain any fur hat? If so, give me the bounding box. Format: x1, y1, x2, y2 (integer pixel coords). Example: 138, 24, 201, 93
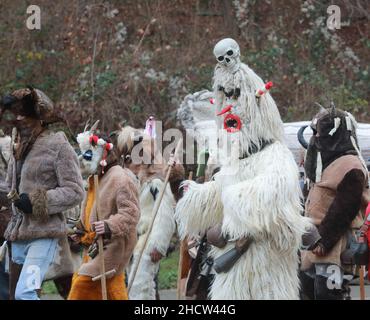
304, 104, 363, 182
1, 86, 60, 124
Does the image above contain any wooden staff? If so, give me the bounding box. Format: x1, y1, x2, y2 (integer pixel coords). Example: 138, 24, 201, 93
128, 139, 183, 293
359, 265, 366, 300
7, 128, 19, 202
93, 174, 108, 300
176, 171, 193, 300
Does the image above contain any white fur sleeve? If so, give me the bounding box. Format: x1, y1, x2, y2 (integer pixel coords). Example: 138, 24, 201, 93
221, 173, 310, 247
147, 183, 176, 256
175, 180, 223, 239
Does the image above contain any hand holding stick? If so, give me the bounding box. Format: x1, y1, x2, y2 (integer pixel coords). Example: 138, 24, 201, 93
93, 174, 108, 300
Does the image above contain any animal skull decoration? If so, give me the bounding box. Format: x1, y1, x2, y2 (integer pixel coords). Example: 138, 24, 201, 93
77, 120, 114, 175
213, 38, 244, 133
213, 38, 241, 71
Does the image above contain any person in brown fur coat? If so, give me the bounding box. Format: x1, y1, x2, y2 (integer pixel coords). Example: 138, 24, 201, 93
0, 87, 84, 300
67, 122, 140, 300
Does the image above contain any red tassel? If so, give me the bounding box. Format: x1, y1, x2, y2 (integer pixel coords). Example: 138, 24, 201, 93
217, 105, 233, 116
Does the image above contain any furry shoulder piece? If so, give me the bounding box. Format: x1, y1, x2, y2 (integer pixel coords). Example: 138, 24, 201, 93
37, 130, 72, 149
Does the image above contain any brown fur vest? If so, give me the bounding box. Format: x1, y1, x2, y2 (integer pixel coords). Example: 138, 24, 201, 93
301, 155, 370, 270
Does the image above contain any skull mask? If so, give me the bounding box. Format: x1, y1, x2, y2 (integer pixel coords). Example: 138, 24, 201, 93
213, 38, 241, 72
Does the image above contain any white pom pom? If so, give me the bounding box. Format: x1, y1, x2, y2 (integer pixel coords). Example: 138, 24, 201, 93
100, 159, 107, 167
97, 138, 106, 146
76, 134, 82, 144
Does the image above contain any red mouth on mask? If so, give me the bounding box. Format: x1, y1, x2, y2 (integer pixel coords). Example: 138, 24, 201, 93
217, 105, 242, 133
224, 114, 242, 132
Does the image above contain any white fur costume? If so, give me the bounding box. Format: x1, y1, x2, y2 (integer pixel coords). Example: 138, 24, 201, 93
128, 179, 176, 300
119, 126, 178, 300
175, 39, 310, 300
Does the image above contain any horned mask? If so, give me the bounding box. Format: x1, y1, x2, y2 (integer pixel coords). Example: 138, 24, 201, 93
77, 120, 114, 175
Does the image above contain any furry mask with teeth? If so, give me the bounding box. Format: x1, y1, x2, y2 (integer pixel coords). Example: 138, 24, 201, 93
77, 120, 114, 175
212, 38, 284, 157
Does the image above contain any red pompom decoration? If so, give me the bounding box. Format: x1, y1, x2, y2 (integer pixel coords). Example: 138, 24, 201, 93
105, 143, 113, 151
89, 135, 99, 146
265, 81, 273, 90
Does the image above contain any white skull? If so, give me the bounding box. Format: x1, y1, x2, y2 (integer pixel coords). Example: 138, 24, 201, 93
213, 38, 241, 69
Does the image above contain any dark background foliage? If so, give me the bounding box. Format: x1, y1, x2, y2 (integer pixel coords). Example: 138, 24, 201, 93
0, 0, 368, 136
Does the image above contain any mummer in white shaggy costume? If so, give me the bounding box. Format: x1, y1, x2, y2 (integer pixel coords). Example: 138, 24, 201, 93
116, 123, 184, 300
175, 38, 310, 300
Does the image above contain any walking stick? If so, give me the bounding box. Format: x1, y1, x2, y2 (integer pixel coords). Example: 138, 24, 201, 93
7, 127, 20, 300
359, 265, 366, 300
93, 174, 108, 300
7, 128, 19, 202
176, 171, 193, 300
128, 139, 183, 293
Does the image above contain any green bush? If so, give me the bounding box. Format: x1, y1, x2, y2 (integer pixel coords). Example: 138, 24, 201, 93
158, 249, 179, 290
